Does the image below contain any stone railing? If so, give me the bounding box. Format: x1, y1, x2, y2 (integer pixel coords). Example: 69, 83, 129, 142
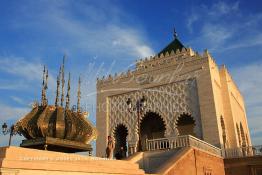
146, 135, 222, 156
223, 145, 262, 158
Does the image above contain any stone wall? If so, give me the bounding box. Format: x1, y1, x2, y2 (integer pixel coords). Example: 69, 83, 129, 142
219, 65, 251, 148
224, 156, 262, 175
0, 146, 145, 175
160, 148, 225, 175
96, 48, 207, 156
96, 46, 251, 157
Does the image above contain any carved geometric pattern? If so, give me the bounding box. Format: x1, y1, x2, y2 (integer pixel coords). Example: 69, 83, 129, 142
108, 78, 202, 144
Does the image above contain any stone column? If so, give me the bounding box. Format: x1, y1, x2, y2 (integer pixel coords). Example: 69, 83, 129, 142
128, 141, 137, 155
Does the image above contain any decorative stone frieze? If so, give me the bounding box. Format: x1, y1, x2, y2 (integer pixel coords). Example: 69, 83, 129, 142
108, 78, 202, 144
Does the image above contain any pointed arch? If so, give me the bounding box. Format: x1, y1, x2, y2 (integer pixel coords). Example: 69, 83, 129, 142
140, 111, 166, 150
240, 122, 247, 147
175, 113, 196, 136
246, 134, 249, 147
112, 124, 128, 159
140, 110, 168, 136
220, 116, 227, 148
236, 123, 242, 146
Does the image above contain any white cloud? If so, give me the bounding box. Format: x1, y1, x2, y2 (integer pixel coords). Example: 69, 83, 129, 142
187, 14, 199, 33
208, 1, 239, 16
10, 96, 26, 105
108, 26, 154, 58
0, 102, 29, 120
14, 1, 154, 59
0, 56, 42, 81
0, 1, 154, 123
222, 34, 262, 52
0, 56, 56, 91
187, 1, 262, 52
0, 81, 28, 90
231, 61, 262, 145
200, 23, 234, 50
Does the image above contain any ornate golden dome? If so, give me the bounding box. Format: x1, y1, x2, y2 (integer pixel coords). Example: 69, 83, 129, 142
15, 57, 97, 153
16, 105, 97, 144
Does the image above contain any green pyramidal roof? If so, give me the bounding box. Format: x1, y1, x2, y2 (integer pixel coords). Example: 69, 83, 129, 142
158, 38, 185, 56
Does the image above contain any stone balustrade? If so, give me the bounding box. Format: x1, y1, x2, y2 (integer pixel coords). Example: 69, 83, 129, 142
146, 135, 222, 156
146, 135, 262, 159
223, 145, 262, 158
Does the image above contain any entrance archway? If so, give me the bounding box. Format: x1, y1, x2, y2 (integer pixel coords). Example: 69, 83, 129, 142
140, 112, 166, 150
176, 114, 196, 136
114, 124, 128, 159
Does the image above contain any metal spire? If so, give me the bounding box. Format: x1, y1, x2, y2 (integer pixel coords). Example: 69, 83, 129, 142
41, 66, 46, 106
173, 28, 178, 39
77, 76, 81, 113
55, 66, 61, 107
45, 68, 48, 105
41, 66, 48, 106
65, 72, 71, 110
60, 55, 66, 107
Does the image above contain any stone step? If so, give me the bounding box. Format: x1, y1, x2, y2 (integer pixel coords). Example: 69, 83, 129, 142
0, 146, 146, 175
1, 160, 145, 174
1, 146, 140, 169
125, 148, 183, 174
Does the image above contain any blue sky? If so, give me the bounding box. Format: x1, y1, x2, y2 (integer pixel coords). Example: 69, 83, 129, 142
0, 0, 262, 148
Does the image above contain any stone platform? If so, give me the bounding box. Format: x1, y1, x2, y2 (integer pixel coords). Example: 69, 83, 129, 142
0, 146, 145, 175
224, 156, 262, 175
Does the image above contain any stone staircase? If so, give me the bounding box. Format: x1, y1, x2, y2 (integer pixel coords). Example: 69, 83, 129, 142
125, 147, 225, 175
126, 148, 183, 174
0, 146, 226, 175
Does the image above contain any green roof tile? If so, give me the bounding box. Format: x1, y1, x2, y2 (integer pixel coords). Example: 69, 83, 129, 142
158, 38, 185, 56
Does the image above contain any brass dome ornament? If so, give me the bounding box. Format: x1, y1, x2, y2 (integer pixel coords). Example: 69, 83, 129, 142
15, 58, 97, 154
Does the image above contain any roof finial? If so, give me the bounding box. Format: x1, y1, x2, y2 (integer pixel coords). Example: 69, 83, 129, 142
45, 68, 48, 104
45, 69, 48, 89
60, 55, 66, 107
65, 72, 71, 110
173, 27, 178, 39
77, 76, 81, 113
41, 66, 48, 106
55, 66, 61, 107
41, 66, 45, 106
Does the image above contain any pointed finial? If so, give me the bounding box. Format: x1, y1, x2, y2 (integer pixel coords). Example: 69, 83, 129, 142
41, 66, 48, 106
60, 55, 66, 107
42, 66, 46, 87
55, 66, 61, 106
41, 66, 45, 106
45, 68, 48, 104
77, 76, 81, 113
65, 72, 71, 110
173, 28, 178, 39
45, 69, 48, 90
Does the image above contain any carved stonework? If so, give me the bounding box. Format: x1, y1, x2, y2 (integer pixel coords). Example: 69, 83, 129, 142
96, 47, 199, 88
108, 78, 203, 144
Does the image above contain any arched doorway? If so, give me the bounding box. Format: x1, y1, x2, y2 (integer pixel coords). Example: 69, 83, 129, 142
114, 124, 128, 159
140, 112, 166, 150
176, 114, 196, 136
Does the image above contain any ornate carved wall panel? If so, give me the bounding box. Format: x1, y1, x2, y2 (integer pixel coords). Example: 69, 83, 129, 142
108, 78, 202, 144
